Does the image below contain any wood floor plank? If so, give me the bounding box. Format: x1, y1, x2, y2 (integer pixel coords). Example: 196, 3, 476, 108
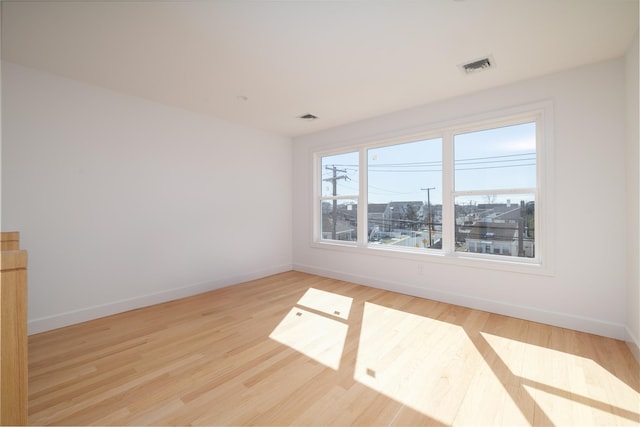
28, 271, 640, 426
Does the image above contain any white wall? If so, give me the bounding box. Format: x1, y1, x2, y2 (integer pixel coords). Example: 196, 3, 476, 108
2, 62, 293, 334
293, 59, 628, 339
625, 31, 640, 361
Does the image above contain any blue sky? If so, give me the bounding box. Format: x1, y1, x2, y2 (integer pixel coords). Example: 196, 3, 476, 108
321, 121, 536, 206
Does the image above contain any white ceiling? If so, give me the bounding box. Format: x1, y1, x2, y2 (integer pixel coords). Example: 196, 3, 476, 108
2, 0, 638, 137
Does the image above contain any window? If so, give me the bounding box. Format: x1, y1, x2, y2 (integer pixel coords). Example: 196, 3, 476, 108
314, 106, 548, 269
368, 137, 442, 249
454, 121, 536, 259
319, 152, 359, 242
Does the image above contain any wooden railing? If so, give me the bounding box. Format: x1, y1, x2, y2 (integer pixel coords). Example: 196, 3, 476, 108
0, 232, 28, 425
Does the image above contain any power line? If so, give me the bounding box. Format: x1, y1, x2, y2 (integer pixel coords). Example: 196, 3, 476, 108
368, 163, 536, 173
457, 163, 536, 171
455, 157, 535, 166
456, 152, 535, 161
368, 184, 417, 194
421, 187, 435, 247
369, 160, 443, 167
326, 152, 535, 170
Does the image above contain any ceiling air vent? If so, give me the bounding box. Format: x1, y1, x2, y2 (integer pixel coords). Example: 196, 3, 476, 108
298, 113, 318, 121
459, 55, 495, 74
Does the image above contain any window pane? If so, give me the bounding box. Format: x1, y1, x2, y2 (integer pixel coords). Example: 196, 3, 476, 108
321, 152, 359, 197
455, 194, 535, 258
368, 138, 442, 249
321, 199, 358, 242
455, 122, 536, 191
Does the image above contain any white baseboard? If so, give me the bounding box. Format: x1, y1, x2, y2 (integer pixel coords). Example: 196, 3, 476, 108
28, 264, 293, 335
625, 326, 640, 365
293, 263, 627, 341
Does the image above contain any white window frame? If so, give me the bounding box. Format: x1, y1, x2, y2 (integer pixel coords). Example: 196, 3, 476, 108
312, 101, 554, 276
314, 149, 361, 245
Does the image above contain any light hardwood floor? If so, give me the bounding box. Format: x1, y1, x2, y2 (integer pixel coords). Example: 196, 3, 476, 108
29, 271, 639, 426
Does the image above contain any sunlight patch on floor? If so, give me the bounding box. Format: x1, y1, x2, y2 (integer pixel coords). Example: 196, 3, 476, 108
482, 332, 640, 426
269, 291, 639, 425
269, 288, 353, 370
269, 307, 348, 370
296, 288, 353, 320
454, 329, 541, 426
354, 302, 473, 424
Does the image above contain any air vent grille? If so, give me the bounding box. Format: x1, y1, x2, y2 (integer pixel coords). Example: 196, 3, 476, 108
459, 55, 495, 74
299, 113, 318, 120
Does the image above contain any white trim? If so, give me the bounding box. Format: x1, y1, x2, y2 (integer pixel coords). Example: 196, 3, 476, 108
358, 148, 368, 248
442, 130, 455, 254
311, 100, 554, 275
311, 238, 548, 274
306, 100, 553, 151
625, 326, 640, 365
293, 263, 626, 340
312, 151, 321, 243
28, 264, 293, 335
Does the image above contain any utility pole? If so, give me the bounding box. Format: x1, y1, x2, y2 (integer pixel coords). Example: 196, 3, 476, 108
518, 200, 525, 257
421, 187, 435, 247
324, 165, 348, 239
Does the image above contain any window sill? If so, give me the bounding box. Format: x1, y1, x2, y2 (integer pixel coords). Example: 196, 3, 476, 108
311, 240, 553, 276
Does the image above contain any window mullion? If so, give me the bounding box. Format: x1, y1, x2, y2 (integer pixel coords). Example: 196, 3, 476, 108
442, 131, 455, 254
313, 153, 321, 242
359, 148, 368, 248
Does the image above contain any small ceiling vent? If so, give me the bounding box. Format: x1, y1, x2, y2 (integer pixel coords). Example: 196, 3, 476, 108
459, 55, 495, 74
298, 113, 318, 121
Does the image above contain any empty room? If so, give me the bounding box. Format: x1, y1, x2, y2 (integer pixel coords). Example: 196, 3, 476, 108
1, 0, 639, 425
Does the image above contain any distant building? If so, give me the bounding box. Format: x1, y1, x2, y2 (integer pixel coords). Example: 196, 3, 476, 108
321, 202, 391, 241
460, 221, 534, 257
367, 203, 388, 226
382, 201, 425, 231
321, 202, 356, 241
